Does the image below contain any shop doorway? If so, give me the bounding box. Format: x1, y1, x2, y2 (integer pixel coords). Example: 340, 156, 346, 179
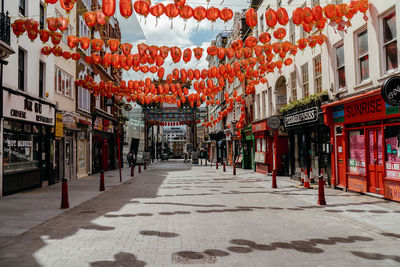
335, 127, 346, 188
64, 138, 73, 180
367, 128, 384, 194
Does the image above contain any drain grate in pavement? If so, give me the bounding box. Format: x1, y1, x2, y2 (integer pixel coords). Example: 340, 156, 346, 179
172, 251, 217, 264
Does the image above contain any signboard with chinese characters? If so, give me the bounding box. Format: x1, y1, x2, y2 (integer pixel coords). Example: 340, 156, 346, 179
55, 113, 63, 138
3, 91, 55, 126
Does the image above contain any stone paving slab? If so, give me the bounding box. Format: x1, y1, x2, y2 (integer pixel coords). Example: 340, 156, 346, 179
0, 160, 400, 266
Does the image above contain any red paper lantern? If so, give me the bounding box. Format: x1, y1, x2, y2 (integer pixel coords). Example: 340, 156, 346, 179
27, 29, 38, 42
206, 7, 220, 22
41, 46, 53, 56
284, 58, 293, 66
265, 8, 277, 28
258, 32, 271, 44
92, 39, 104, 52
134, 0, 150, 17
11, 20, 26, 37
244, 36, 257, 48
303, 7, 313, 24
45, 0, 58, 4
96, 9, 107, 26
219, 8, 233, 23
57, 17, 69, 31
84, 12, 96, 27
59, 0, 75, 13
170, 46, 182, 63
273, 27, 286, 40
71, 52, 81, 61
193, 47, 203, 60
324, 4, 336, 20
80, 37, 90, 50
103, 0, 116, 17
150, 3, 165, 18
165, 3, 179, 19
53, 46, 63, 57
276, 7, 289, 26
38, 29, 50, 43
292, 8, 304, 25
107, 39, 120, 52
193, 6, 206, 22
312, 5, 323, 22
245, 8, 257, 28
120, 0, 133, 18
121, 43, 133, 56
183, 48, 192, 63
51, 32, 62, 45
46, 17, 58, 31
62, 51, 72, 60
67, 35, 79, 49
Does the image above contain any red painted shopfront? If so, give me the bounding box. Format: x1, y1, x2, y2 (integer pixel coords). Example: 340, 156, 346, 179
322, 89, 400, 202
253, 121, 271, 174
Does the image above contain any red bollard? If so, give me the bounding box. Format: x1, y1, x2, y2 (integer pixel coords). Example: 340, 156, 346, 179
138, 164, 141, 173
271, 170, 277, 188
233, 163, 236, 175
223, 161, 226, 172
131, 165, 135, 177
144, 162, 147, 170
61, 178, 69, 209
300, 168, 304, 184
100, 170, 105, 191
318, 170, 327, 205
304, 169, 311, 188
216, 161, 218, 170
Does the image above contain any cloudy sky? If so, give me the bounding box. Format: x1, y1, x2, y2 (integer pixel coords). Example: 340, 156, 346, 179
114, 0, 249, 83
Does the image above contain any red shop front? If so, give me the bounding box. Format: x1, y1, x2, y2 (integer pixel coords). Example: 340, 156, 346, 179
252, 121, 272, 174
323, 89, 400, 202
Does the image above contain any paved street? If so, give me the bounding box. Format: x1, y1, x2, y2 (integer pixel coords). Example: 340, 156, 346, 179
1, 160, 400, 266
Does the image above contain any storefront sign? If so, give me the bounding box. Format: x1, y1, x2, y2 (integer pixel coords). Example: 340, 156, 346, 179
381, 76, 400, 106
63, 113, 74, 124
267, 116, 281, 130
252, 122, 268, 133
3, 91, 55, 126
55, 113, 63, 138
284, 108, 318, 127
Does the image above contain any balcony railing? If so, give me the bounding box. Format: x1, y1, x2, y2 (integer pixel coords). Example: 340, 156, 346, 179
0, 11, 11, 45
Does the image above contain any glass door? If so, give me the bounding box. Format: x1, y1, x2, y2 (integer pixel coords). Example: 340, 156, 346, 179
367, 128, 384, 194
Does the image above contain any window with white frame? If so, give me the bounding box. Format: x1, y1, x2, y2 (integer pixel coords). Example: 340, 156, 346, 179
257, 93, 260, 119
260, 15, 264, 34
312, 0, 320, 7
300, 3, 307, 39
82, 0, 92, 10
262, 91, 266, 119
78, 73, 90, 112
382, 11, 398, 72
314, 55, 322, 94
289, 19, 295, 44
290, 71, 297, 100
357, 29, 369, 82
55, 67, 73, 98
334, 0, 343, 4
79, 15, 91, 55
62, 24, 73, 44
335, 43, 346, 90
302, 64, 309, 98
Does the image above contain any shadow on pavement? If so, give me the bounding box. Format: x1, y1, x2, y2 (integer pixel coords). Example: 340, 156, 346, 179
351, 251, 400, 262
0, 163, 191, 266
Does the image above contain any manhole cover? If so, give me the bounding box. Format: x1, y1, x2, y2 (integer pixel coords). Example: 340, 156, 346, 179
172, 251, 216, 264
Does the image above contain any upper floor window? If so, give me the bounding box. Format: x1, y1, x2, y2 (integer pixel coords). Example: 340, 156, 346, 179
39, 3, 45, 29
336, 43, 346, 90
55, 67, 73, 98
289, 19, 295, 44
314, 55, 322, 94
383, 12, 398, 72
39, 61, 45, 98
19, 0, 25, 16
334, 0, 343, 4
82, 0, 93, 10
62, 24, 73, 44
18, 48, 25, 91
302, 63, 309, 98
260, 15, 264, 34
290, 71, 297, 100
312, 0, 320, 7
357, 29, 369, 82
79, 16, 91, 55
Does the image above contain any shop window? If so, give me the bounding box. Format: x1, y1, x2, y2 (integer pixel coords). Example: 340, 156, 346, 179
385, 126, 400, 179
55, 67, 73, 98
314, 55, 322, 94
39, 61, 45, 98
335, 43, 346, 90
357, 29, 369, 82
382, 11, 398, 72
348, 130, 366, 175
301, 63, 309, 98
3, 131, 39, 174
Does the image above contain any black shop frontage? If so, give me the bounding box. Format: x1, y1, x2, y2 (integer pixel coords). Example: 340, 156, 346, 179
2, 89, 55, 195
284, 106, 331, 183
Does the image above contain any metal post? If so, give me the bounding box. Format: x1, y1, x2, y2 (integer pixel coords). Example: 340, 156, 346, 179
61, 178, 69, 208
223, 161, 226, 172
117, 129, 122, 183
271, 130, 278, 189
131, 165, 134, 177
100, 170, 105, 191
318, 170, 327, 205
